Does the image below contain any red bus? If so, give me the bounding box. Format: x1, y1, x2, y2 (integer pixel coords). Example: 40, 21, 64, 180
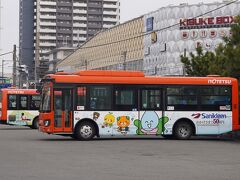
39, 70, 239, 140
0, 88, 40, 129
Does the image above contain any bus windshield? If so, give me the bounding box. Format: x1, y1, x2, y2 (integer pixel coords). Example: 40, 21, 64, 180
41, 85, 51, 112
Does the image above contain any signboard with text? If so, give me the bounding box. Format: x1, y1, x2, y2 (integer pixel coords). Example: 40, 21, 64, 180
180, 16, 236, 30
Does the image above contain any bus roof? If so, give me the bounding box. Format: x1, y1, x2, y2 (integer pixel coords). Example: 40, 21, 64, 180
44, 70, 237, 86
0, 88, 38, 95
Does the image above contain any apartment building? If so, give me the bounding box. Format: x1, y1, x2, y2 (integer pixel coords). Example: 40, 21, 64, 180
19, 0, 120, 80
19, 0, 35, 81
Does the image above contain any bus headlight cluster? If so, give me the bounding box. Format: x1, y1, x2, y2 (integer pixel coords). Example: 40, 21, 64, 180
44, 120, 50, 127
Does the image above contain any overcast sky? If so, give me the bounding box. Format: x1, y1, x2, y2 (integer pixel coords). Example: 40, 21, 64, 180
1, 0, 219, 72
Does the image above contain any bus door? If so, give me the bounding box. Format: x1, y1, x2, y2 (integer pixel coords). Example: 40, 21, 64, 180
53, 89, 73, 132
138, 89, 163, 135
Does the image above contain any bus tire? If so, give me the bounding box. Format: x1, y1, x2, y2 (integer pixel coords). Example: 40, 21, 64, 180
174, 121, 193, 140
31, 117, 39, 129
74, 121, 96, 141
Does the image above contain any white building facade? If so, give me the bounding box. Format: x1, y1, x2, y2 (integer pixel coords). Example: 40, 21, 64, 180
144, 1, 240, 76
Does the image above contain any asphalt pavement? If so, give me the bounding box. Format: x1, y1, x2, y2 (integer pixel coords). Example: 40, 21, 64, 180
0, 124, 240, 180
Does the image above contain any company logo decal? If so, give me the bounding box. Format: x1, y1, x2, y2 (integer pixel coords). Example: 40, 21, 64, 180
192, 113, 227, 126
192, 113, 201, 119
192, 113, 227, 119
180, 16, 236, 30
208, 79, 232, 85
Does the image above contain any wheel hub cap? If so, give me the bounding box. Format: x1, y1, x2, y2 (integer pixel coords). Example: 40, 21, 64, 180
179, 127, 188, 137
80, 125, 92, 138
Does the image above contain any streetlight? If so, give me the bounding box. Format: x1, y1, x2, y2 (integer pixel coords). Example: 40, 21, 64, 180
1, 59, 12, 86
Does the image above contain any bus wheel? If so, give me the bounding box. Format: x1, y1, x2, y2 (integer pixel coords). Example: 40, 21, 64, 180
174, 121, 193, 140
31, 117, 39, 129
75, 121, 96, 141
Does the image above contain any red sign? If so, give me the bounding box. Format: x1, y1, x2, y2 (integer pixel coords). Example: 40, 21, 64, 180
180, 16, 236, 30
181, 31, 189, 39
210, 30, 217, 38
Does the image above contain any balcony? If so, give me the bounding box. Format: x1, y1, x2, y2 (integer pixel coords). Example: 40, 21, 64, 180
87, 23, 102, 29
39, 1, 56, 6
73, 23, 87, 28
73, 9, 87, 14
88, 10, 103, 15
88, 16, 103, 22
40, 21, 57, 26
57, 29, 72, 34
73, 36, 87, 41
73, 16, 87, 21
57, 9, 72, 14
103, 4, 118, 9
103, 24, 114, 29
39, 29, 56, 33
40, 8, 57, 13
57, 2, 72, 7
73, 2, 87, 7
56, 15, 72, 21
87, 30, 99, 36
40, 15, 56, 20
103, 17, 117, 22
103, 10, 118, 15
39, 42, 56, 47
56, 22, 72, 27
73, 30, 87, 34
88, 3, 102, 8
39, 36, 56, 40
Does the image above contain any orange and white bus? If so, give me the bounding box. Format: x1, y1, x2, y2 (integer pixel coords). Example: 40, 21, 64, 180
0, 88, 40, 129
39, 70, 239, 140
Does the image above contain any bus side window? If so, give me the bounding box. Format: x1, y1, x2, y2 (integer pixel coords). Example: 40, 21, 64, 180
89, 86, 112, 110
141, 90, 161, 110
114, 88, 137, 111
19, 95, 28, 110
30, 95, 41, 110
8, 95, 17, 110
200, 86, 232, 111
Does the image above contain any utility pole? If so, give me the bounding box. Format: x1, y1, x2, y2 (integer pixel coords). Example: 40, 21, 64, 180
122, 51, 127, 70
85, 59, 88, 70
12, 44, 17, 87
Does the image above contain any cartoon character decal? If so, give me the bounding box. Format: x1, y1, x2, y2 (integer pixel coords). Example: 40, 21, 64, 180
7, 111, 37, 126
117, 116, 130, 135
93, 112, 100, 121
102, 112, 115, 128
134, 111, 169, 135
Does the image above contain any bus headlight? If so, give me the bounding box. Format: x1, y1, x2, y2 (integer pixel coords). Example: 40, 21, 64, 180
44, 120, 50, 127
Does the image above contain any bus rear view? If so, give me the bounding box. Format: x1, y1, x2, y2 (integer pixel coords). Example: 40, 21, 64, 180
0, 89, 40, 129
